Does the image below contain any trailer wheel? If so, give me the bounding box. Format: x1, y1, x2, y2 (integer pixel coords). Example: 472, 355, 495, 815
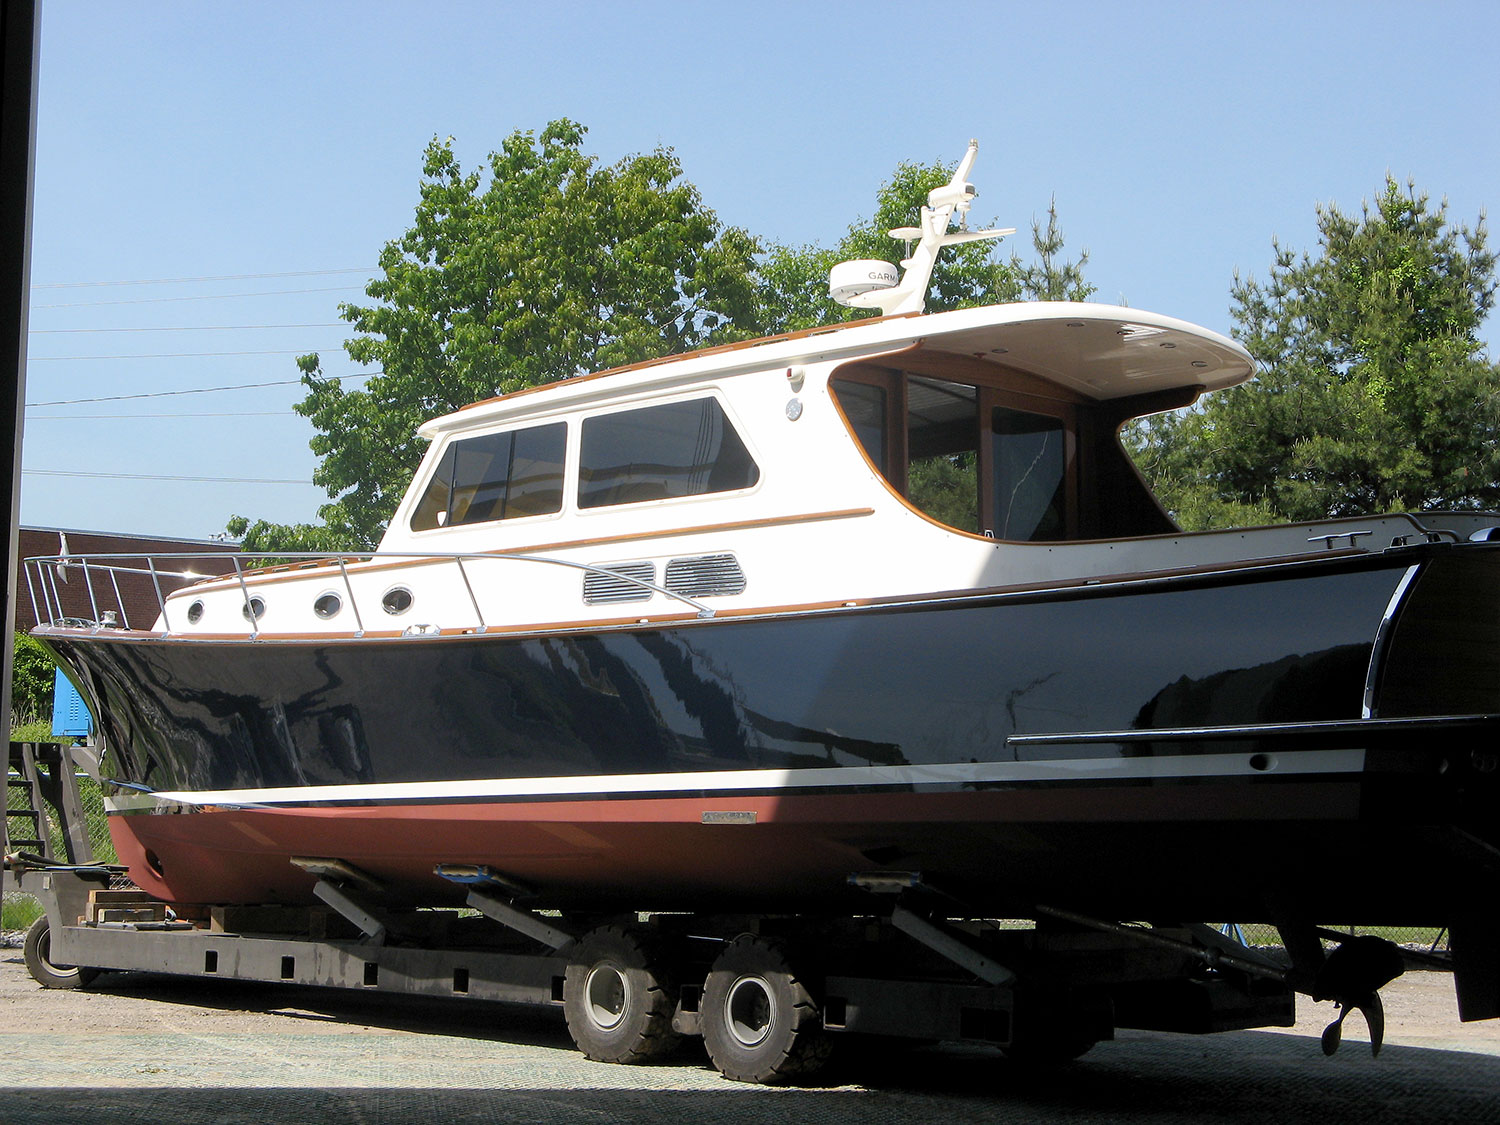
700, 935, 833, 1084
23, 916, 99, 989
563, 925, 681, 1063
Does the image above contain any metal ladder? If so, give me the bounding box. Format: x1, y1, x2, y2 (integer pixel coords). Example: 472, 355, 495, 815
5, 742, 94, 863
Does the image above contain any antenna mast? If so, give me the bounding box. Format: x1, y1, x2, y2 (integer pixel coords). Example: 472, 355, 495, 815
829, 139, 1015, 317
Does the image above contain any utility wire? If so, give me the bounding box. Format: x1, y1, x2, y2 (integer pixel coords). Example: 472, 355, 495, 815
25, 369, 376, 407
30, 323, 346, 334
23, 468, 311, 485
32, 285, 365, 310
32, 349, 325, 360
32, 267, 376, 290
26, 411, 295, 419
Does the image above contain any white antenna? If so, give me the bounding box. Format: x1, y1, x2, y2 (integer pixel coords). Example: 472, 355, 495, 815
829, 139, 1015, 317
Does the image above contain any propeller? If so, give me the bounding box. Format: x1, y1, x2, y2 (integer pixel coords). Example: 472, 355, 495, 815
1312, 935, 1405, 1057
1320, 991, 1386, 1057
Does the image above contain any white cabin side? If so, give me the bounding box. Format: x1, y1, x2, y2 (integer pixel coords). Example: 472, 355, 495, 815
152, 301, 1485, 638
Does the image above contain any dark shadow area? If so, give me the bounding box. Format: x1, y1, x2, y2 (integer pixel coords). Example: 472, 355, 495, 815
828, 1031, 1500, 1120
6, 959, 1500, 1125
2, 1037, 1500, 1125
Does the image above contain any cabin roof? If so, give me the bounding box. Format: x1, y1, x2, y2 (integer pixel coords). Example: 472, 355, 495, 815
418, 302, 1254, 438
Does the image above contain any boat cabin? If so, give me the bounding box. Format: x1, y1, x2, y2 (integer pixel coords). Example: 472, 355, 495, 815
124, 302, 1292, 637
827, 353, 1192, 543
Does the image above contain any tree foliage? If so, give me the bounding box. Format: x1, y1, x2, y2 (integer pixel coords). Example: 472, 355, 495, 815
242, 120, 762, 549
1130, 178, 1500, 529
11, 632, 56, 721
224, 515, 350, 555
1014, 196, 1095, 303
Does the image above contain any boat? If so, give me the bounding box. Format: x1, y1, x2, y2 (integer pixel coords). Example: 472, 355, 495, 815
25, 144, 1500, 998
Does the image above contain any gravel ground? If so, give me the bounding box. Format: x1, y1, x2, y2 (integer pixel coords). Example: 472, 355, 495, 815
2, 933, 1499, 1124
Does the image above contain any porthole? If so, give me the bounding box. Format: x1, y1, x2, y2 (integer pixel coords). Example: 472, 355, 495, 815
313, 592, 343, 620
241, 596, 266, 621
382, 586, 414, 616
186, 600, 205, 624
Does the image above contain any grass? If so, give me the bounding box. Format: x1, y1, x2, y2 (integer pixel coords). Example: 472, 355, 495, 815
1, 893, 43, 930
9, 717, 54, 743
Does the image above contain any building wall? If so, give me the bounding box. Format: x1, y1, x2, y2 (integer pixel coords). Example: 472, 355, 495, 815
14, 526, 240, 632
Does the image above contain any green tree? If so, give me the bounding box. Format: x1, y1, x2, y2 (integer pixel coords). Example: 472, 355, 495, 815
1015, 195, 1095, 302
239, 120, 762, 549
759, 166, 1093, 333
1130, 178, 1500, 529
224, 515, 350, 555
11, 632, 55, 722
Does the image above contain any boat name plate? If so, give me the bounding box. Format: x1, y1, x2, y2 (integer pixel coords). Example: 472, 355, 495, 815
700, 810, 757, 825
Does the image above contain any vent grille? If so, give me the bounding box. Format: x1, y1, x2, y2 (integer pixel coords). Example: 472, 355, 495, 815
583, 561, 655, 604
665, 553, 746, 598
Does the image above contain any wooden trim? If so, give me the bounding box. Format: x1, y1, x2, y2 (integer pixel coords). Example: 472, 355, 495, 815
454, 312, 923, 415
506, 507, 874, 556
170, 509, 877, 596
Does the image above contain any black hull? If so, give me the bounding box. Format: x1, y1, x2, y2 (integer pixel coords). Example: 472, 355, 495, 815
47, 544, 1500, 922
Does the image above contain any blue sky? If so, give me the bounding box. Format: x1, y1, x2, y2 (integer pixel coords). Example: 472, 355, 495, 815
20, 0, 1500, 539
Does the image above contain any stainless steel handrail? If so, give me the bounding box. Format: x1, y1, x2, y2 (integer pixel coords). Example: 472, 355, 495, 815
23, 548, 718, 638
335, 557, 364, 637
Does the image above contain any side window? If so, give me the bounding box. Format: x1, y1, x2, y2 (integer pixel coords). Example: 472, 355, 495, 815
830, 378, 887, 473
906, 377, 979, 534
409, 421, 567, 531
831, 367, 1075, 541
578, 397, 759, 509
992, 407, 1067, 541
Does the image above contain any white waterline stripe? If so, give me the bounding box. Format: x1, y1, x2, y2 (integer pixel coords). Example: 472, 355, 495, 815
118, 749, 1367, 810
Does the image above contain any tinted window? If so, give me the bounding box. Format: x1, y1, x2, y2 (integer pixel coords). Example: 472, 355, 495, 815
992, 407, 1066, 541
907, 377, 979, 534
578, 398, 759, 509
410, 422, 566, 531
830, 378, 887, 472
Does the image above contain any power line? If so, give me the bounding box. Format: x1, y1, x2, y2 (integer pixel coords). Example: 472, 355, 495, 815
23, 468, 311, 485
32, 349, 324, 361
26, 411, 295, 419
30, 323, 346, 334
25, 369, 376, 407
31, 285, 365, 310
32, 267, 376, 290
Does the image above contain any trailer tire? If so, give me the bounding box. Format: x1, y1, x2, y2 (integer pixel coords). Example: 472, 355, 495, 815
563, 925, 681, 1064
23, 916, 98, 989
700, 935, 833, 1084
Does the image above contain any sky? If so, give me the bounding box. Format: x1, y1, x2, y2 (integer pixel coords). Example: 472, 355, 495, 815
19, 0, 1500, 540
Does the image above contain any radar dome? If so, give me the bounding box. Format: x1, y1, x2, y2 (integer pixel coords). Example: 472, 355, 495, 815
829, 260, 899, 307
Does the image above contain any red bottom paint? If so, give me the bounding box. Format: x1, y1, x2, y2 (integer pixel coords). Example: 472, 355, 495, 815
107, 780, 1392, 921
